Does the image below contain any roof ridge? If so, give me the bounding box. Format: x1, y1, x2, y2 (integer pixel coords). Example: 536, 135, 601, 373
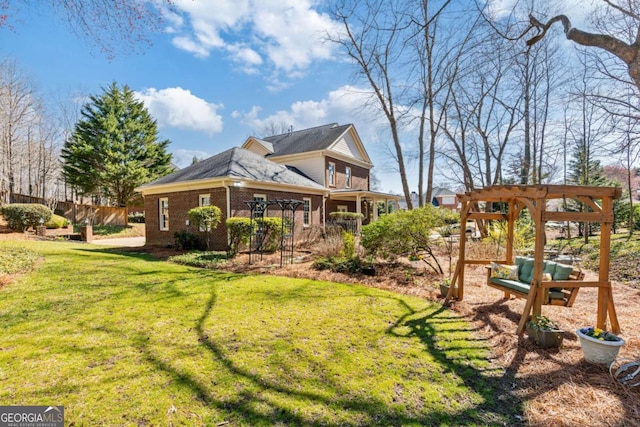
264, 122, 345, 139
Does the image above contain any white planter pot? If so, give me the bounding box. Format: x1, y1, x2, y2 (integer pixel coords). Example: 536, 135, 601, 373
576, 329, 625, 365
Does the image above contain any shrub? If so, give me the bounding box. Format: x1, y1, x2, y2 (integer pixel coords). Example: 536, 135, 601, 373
329, 211, 364, 220
45, 214, 69, 229
128, 212, 145, 223
361, 205, 446, 273
174, 231, 204, 250
312, 256, 363, 274
341, 230, 355, 259
256, 217, 284, 253
226, 217, 254, 256
188, 205, 222, 250
0, 203, 53, 232
168, 251, 228, 269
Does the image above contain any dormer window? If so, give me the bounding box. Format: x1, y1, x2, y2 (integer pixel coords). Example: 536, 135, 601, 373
345, 166, 351, 189
328, 162, 335, 186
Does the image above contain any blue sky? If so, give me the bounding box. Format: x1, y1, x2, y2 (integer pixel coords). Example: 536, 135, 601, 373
1, 1, 410, 192
0, 0, 599, 194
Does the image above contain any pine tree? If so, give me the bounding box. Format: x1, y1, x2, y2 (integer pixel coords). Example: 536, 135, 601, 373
567, 140, 619, 239
62, 82, 172, 207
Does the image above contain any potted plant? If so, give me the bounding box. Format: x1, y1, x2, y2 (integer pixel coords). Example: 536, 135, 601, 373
526, 315, 564, 348
576, 326, 625, 365
439, 277, 457, 298
361, 255, 376, 276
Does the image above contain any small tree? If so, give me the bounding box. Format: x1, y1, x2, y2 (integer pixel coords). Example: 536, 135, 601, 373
188, 206, 222, 250
361, 205, 446, 273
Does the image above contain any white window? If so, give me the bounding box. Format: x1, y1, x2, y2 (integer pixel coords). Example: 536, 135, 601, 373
159, 198, 169, 231
345, 166, 351, 188
199, 194, 211, 206
442, 196, 456, 205
328, 162, 335, 186
198, 194, 211, 231
303, 198, 311, 226
337, 205, 348, 213
253, 194, 266, 201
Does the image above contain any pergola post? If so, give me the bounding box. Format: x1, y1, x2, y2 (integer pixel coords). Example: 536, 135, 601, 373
598, 196, 620, 333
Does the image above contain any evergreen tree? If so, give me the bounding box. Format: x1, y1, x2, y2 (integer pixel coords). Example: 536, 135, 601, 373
62, 82, 172, 207
567, 140, 620, 238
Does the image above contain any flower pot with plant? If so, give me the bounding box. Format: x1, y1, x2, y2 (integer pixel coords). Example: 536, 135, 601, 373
526, 315, 564, 348
576, 327, 625, 365
439, 277, 457, 298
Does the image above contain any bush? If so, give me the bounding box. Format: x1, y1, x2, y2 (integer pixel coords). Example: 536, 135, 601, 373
255, 217, 284, 253
0, 203, 53, 232
361, 205, 446, 273
128, 212, 145, 223
174, 231, 204, 250
188, 205, 222, 250
329, 211, 364, 220
226, 217, 255, 257
341, 230, 355, 259
312, 256, 363, 274
45, 214, 69, 229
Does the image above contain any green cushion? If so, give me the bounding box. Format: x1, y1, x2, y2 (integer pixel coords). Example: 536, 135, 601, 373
549, 289, 566, 300
490, 278, 531, 294
553, 263, 573, 280
543, 261, 557, 277
519, 259, 534, 283
514, 256, 526, 268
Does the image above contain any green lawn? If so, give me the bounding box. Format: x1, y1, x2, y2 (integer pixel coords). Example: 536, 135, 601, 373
0, 241, 522, 426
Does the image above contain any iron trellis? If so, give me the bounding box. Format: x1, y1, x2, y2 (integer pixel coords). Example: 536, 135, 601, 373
244, 199, 304, 267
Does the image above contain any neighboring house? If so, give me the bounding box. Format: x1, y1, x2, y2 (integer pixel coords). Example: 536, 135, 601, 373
431, 187, 458, 210
137, 123, 399, 250
397, 187, 458, 210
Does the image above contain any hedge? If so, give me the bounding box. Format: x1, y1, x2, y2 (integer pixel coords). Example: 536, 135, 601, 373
0, 203, 53, 232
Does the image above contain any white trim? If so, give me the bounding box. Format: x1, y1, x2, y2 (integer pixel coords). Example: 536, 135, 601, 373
136, 177, 328, 196
199, 193, 211, 206
328, 162, 336, 187
303, 197, 311, 227
337, 205, 348, 212
159, 197, 169, 231
253, 193, 267, 201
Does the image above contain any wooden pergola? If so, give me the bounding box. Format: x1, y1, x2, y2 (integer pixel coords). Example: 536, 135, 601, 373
447, 185, 622, 335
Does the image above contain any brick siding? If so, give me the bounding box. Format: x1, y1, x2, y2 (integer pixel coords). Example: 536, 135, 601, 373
325, 156, 369, 191
145, 186, 324, 250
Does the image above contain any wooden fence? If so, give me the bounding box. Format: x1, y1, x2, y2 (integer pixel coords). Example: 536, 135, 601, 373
9, 194, 127, 226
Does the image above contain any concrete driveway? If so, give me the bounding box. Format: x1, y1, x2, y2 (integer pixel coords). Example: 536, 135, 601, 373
90, 237, 146, 247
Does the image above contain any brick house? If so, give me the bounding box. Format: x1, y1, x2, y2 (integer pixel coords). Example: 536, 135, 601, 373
137, 123, 399, 249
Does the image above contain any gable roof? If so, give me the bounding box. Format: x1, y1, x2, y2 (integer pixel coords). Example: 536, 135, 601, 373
262, 123, 352, 156
432, 187, 456, 198
139, 147, 326, 191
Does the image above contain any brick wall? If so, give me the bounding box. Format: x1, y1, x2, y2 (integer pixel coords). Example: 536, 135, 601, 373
144, 188, 227, 248
144, 186, 324, 250
325, 156, 369, 191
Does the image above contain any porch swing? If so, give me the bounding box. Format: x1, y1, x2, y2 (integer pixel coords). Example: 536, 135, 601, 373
445, 185, 622, 335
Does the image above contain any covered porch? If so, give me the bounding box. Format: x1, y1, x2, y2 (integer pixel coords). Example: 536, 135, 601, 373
327, 189, 401, 233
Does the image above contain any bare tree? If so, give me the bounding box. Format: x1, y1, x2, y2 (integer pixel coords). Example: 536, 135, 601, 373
0, 58, 36, 204
329, 0, 415, 209
526, 1, 640, 89
1, 1, 173, 58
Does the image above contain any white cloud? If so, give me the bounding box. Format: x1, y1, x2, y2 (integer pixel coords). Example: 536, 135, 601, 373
134, 87, 224, 135
171, 149, 213, 168
163, 0, 343, 77
233, 85, 390, 141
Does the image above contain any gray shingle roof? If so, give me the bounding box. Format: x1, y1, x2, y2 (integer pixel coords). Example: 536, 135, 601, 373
263, 123, 352, 156
140, 147, 326, 190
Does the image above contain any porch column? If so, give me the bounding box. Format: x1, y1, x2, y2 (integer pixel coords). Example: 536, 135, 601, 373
372, 197, 379, 222
356, 194, 362, 233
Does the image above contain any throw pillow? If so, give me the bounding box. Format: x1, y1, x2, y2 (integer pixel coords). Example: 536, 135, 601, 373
490, 263, 519, 280
553, 263, 574, 280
